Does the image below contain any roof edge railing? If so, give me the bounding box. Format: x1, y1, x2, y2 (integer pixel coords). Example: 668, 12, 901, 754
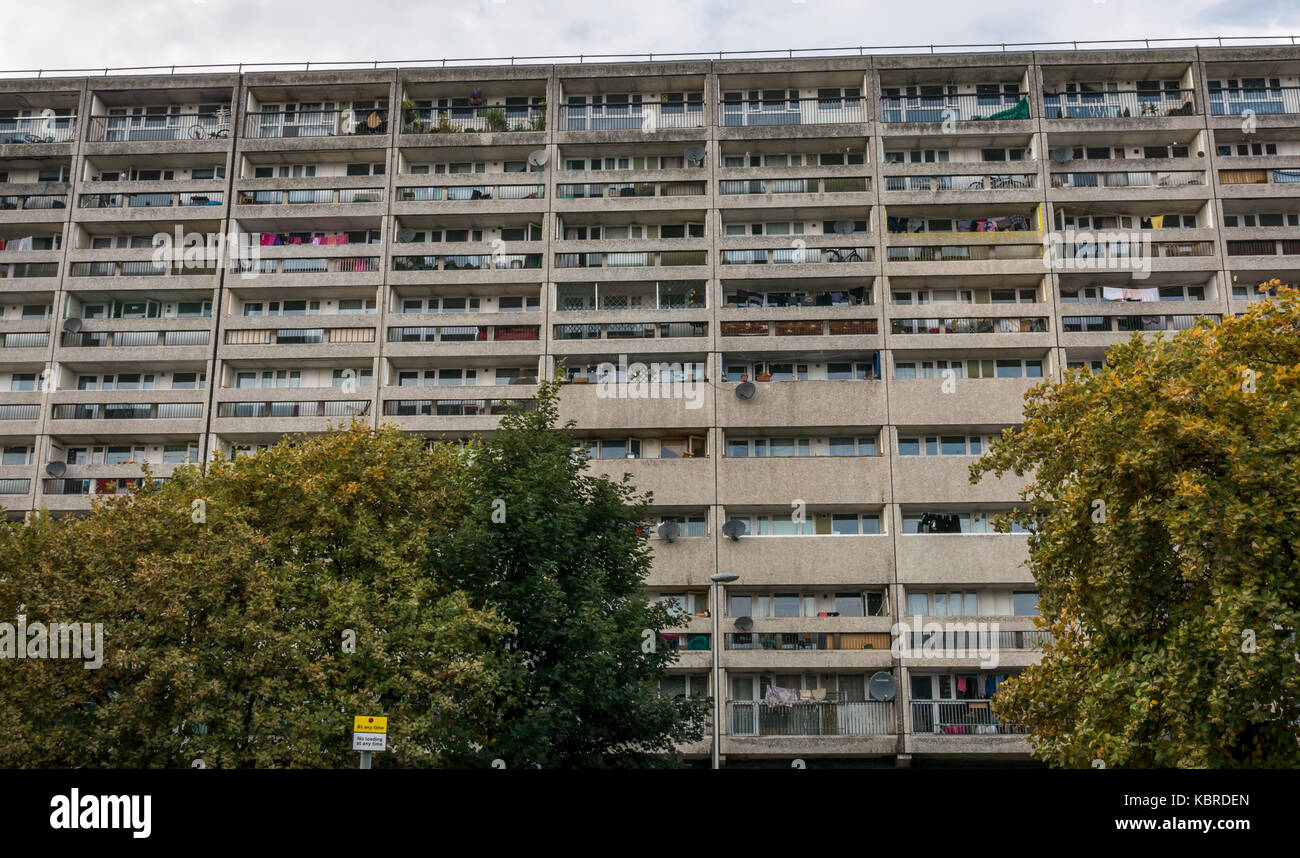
3, 35, 1299, 78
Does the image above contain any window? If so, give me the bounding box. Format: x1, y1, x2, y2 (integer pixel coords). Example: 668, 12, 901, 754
172, 372, 205, 390
162, 443, 201, 464
828, 436, 877, 456
1013, 591, 1040, 616
1, 446, 32, 466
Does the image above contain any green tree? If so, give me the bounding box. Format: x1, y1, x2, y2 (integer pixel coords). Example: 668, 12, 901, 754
433, 380, 709, 767
971, 281, 1300, 767
0, 426, 509, 768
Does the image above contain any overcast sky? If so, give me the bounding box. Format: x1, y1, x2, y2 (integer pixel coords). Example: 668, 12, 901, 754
3, 0, 1299, 74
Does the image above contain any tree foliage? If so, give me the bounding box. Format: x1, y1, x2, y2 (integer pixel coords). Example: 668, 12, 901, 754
971, 281, 1300, 767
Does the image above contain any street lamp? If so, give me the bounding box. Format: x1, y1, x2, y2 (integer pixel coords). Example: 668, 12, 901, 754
709, 571, 739, 770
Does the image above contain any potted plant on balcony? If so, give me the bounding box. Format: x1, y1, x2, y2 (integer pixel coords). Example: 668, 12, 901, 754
400, 77, 423, 133
485, 107, 508, 133
755, 370, 772, 382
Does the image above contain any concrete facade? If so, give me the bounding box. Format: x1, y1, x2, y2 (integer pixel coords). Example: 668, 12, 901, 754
2, 46, 1299, 765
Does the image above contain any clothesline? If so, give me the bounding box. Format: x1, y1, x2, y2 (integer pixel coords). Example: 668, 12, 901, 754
258, 232, 351, 246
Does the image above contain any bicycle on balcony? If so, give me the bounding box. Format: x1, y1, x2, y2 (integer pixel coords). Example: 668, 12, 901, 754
826, 248, 863, 263
189, 108, 232, 139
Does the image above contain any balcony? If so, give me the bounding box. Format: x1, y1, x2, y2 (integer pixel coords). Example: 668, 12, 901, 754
87, 111, 233, 143
78, 190, 225, 210
560, 100, 704, 131
0, 193, 68, 212
894, 533, 1030, 585
880, 94, 1029, 123
1050, 170, 1204, 189
216, 400, 370, 419
909, 700, 1026, 735
719, 245, 872, 266
553, 321, 707, 348
385, 324, 540, 359
243, 109, 388, 139
0, 115, 77, 144
1226, 238, 1300, 259
393, 253, 543, 272
885, 244, 1043, 265
380, 396, 534, 433
1042, 89, 1196, 119
404, 104, 545, 134
718, 176, 869, 197
1218, 167, 1300, 188
719, 95, 864, 127
1208, 85, 1300, 117
727, 699, 894, 737
888, 377, 1040, 426
556, 181, 705, 200
69, 260, 218, 279
235, 187, 382, 206
890, 316, 1047, 335
884, 173, 1035, 193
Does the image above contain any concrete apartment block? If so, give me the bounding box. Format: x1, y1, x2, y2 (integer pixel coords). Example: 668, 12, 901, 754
2, 45, 1298, 766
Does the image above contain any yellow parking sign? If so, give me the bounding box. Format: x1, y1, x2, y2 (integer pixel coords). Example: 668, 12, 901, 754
353, 716, 387, 733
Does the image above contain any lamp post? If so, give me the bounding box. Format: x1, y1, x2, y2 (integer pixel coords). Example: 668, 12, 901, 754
710, 571, 739, 770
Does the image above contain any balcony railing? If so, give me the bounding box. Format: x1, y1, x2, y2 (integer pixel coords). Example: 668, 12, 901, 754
720, 319, 878, 337
553, 321, 707, 340
726, 632, 891, 650
0, 478, 31, 494
215, 400, 370, 419
562, 100, 704, 130
556, 285, 707, 311
719, 177, 869, 195
1042, 89, 1195, 119
880, 94, 1029, 123
1062, 314, 1218, 333
0, 115, 77, 143
720, 246, 872, 265
885, 173, 1035, 192
405, 104, 545, 134
1051, 239, 1216, 260
0, 262, 59, 279
43, 477, 154, 496
900, 629, 1051, 650
1226, 239, 1300, 257
1208, 86, 1300, 116
70, 261, 217, 277
393, 253, 542, 271
0, 404, 40, 420
0, 193, 67, 210
224, 327, 375, 345
88, 112, 233, 142
244, 109, 388, 139
396, 184, 545, 202
720, 95, 864, 126
388, 325, 539, 343
891, 317, 1048, 334
910, 700, 1026, 735
0, 331, 50, 348
1050, 171, 1204, 188
79, 190, 224, 209
557, 181, 705, 199
1218, 168, 1300, 186
237, 188, 382, 205
887, 245, 1042, 262
382, 398, 535, 416
61, 330, 210, 347
555, 250, 706, 268
51, 402, 205, 420
728, 700, 894, 737
230, 257, 380, 275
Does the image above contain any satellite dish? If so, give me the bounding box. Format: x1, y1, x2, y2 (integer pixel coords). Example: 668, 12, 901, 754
1050, 146, 1074, 163
526, 149, 549, 168
734, 381, 756, 401
721, 519, 747, 541
683, 145, 706, 165
734, 616, 754, 632
868, 671, 897, 702
62, 317, 83, 333
396, 227, 418, 243
45, 461, 67, 478
833, 219, 856, 235
657, 521, 679, 543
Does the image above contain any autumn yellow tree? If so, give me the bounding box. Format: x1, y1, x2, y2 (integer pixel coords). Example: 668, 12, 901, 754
972, 281, 1300, 768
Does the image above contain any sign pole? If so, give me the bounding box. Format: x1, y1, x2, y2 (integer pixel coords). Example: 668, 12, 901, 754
359, 750, 372, 770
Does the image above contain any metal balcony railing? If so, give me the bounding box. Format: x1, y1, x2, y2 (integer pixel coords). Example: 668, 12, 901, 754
885, 173, 1035, 192
42, 477, 155, 496
230, 257, 380, 275
887, 245, 1043, 262
718, 176, 869, 195
0, 404, 40, 420
900, 629, 1052, 650
1061, 314, 1219, 333
0, 478, 31, 494
1227, 239, 1300, 256
721, 95, 864, 126
910, 700, 1026, 735
0, 262, 59, 279
557, 181, 705, 199
237, 188, 383, 205
244, 109, 388, 139
216, 400, 370, 419
51, 402, 206, 420
392, 253, 543, 272
891, 317, 1048, 334
387, 325, 540, 343
1050, 170, 1204, 188
720, 319, 878, 337
224, 327, 376, 345
1042, 89, 1196, 119
725, 632, 891, 650
1218, 168, 1300, 185
720, 246, 872, 265
1208, 85, 1300, 116
0, 115, 77, 143
382, 398, 535, 416
0, 193, 67, 210
61, 330, 210, 347
555, 250, 706, 268
79, 190, 224, 208
880, 93, 1029, 123
0, 331, 50, 348
405, 104, 545, 134
396, 184, 546, 202
562, 100, 704, 130
552, 321, 707, 340
70, 260, 217, 277
728, 700, 895, 737
88, 112, 233, 142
